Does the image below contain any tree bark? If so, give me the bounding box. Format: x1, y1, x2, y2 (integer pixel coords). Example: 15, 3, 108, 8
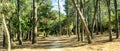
3, 31, 6, 47
80, 0, 85, 42
114, 0, 119, 38
58, 0, 62, 35
91, 0, 98, 38
9, 17, 13, 45
76, 0, 80, 41
2, 15, 11, 51
66, 0, 70, 37
106, 0, 112, 41
98, 0, 103, 34
72, 0, 92, 44
32, 0, 37, 44
17, 0, 22, 45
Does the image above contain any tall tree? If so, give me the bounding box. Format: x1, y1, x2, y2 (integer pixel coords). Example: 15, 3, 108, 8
76, 0, 80, 41
114, 0, 119, 38
98, 0, 103, 34
65, 0, 70, 37
80, 0, 84, 42
32, 0, 37, 44
72, 0, 92, 44
91, 0, 99, 38
58, 0, 62, 35
9, 16, 13, 45
17, 0, 22, 45
2, 14, 11, 51
106, 0, 112, 41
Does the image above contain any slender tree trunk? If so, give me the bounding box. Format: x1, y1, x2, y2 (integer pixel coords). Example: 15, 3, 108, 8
72, 0, 92, 44
76, 0, 80, 41
58, 0, 62, 35
29, 31, 32, 40
32, 0, 37, 44
2, 15, 11, 51
29, 13, 32, 41
81, 26, 84, 42
80, 0, 84, 42
9, 17, 13, 44
76, 11, 79, 41
98, 0, 103, 34
87, 2, 91, 31
3, 31, 6, 47
25, 32, 29, 40
114, 0, 119, 38
17, 0, 22, 45
96, 15, 99, 35
106, 0, 112, 41
91, 0, 98, 38
66, 0, 70, 37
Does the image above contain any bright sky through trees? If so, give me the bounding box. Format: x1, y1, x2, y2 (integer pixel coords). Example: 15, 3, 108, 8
51, 0, 65, 14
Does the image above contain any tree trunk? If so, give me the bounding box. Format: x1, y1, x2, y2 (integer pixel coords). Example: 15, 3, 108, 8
32, 0, 37, 44
79, 0, 85, 42
106, 0, 112, 41
3, 31, 6, 47
96, 16, 99, 35
98, 0, 103, 34
58, 0, 62, 35
29, 31, 32, 40
114, 0, 119, 38
81, 26, 84, 42
72, 0, 92, 44
91, 0, 98, 38
2, 15, 11, 51
9, 17, 13, 44
17, 0, 22, 45
25, 32, 29, 40
66, 0, 70, 37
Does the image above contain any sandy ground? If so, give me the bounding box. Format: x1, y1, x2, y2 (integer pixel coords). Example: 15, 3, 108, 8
0, 34, 120, 51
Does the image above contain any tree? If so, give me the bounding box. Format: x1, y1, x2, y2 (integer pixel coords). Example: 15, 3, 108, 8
2, 14, 11, 51
114, 0, 119, 38
58, 0, 62, 35
76, 0, 80, 41
9, 15, 13, 45
17, 0, 22, 45
72, 0, 92, 44
98, 0, 103, 34
91, 0, 98, 38
65, 0, 70, 37
106, 0, 112, 41
32, 0, 37, 44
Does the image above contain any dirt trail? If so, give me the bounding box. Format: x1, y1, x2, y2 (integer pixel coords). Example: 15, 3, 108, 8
1, 35, 120, 51
48, 36, 62, 48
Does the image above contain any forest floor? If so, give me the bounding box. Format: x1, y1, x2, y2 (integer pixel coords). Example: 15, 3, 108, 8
0, 33, 120, 51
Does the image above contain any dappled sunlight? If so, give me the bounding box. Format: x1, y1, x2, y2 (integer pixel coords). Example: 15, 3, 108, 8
0, 0, 120, 51
1, 35, 120, 51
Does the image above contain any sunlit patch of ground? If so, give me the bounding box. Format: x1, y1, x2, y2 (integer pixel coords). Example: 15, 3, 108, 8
1, 33, 120, 51
6, 42, 120, 51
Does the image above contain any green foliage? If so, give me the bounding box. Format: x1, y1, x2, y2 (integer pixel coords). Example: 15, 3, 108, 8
1, 0, 120, 36
0, 2, 16, 17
